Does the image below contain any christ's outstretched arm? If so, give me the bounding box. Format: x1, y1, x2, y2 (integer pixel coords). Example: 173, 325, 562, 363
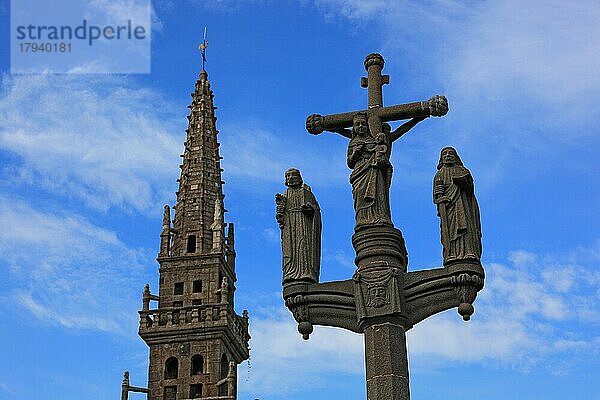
387, 116, 427, 143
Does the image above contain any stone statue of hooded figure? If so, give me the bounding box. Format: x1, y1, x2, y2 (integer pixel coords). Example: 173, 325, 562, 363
433, 147, 482, 264
276, 168, 321, 284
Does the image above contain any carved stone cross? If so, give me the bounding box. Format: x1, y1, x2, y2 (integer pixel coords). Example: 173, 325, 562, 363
306, 53, 448, 139
307, 53, 448, 229
278, 54, 484, 400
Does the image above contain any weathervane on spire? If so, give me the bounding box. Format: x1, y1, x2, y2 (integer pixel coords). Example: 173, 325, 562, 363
198, 27, 208, 70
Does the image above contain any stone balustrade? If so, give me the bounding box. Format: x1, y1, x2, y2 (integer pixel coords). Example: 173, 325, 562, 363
138, 303, 249, 343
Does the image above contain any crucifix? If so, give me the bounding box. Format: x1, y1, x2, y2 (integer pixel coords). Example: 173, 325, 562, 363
307, 53, 447, 138
277, 53, 484, 400
307, 53, 448, 229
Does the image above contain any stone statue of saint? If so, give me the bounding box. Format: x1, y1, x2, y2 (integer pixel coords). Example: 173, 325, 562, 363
433, 147, 482, 264
276, 168, 321, 284
219, 276, 229, 304
335, 112, 425, 227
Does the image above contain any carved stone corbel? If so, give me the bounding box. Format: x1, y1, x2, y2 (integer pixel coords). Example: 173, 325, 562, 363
284, 294, 313, 340
450, 273, 484, 321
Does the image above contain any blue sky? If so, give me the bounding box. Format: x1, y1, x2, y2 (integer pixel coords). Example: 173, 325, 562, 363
0, 0, 599, 399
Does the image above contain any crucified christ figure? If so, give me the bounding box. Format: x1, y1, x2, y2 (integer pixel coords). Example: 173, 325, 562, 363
326, 113, 427, 226
306, 53, 447, 229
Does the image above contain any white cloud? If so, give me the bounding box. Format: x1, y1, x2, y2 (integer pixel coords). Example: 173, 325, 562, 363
316, 0, 387, 20
219, 123, 348, 185
239, 309, 364, 396
448, 1, 600, 103
509, 250, 537, 266
262, 227, 279, 243
187, 0, 270, 13
541, 265, 576, 293
314, 0, 600, 111
410, 250, 600, 366
17, 291, 123, 332
0, 382, 15, 396
87, 0, 163, 38
323, 248, 355, 269
0, 73, 181, 213
0, 195, 153, 334
88, 0, 152, 25
408, 312, 534, 366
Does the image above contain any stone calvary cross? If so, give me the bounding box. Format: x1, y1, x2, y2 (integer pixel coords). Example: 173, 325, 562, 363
277, 54, 485, 400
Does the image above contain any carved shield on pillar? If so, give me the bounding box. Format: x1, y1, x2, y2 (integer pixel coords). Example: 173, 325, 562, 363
354, 267, 405, 327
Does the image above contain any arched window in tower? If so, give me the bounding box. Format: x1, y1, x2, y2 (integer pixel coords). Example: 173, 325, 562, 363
191, 354, 203, 375
219, 353, 228, 380
218, 353, 229, 397
186, 235, 197, 253
164, 357, 179, 379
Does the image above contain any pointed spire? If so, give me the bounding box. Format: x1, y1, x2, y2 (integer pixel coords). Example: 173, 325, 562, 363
169, 69, 226, 256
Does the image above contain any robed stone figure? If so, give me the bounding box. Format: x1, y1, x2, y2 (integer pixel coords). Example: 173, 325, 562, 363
276, 168, 321, 284
333, 112, 426, 227
433, 147, 482, 264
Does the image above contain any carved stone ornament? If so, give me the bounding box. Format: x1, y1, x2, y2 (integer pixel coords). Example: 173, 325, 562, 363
427, 95, 449, 117
284, 294, 313, 340
306, 113, 325, 135
433, 147, 482, 266
276, 168, 322, 285
347, 113, 393, 227
450, 273, 484, 321
366, 282, 390, 308
354, 268, 403, 324
276, 53, 487, 400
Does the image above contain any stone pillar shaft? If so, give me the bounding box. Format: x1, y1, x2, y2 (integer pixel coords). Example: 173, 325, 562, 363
366, 64, 383, 108
364, 322, 410, 400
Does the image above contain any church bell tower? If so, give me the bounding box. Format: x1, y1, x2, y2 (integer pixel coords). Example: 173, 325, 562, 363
135, 66, 250, 400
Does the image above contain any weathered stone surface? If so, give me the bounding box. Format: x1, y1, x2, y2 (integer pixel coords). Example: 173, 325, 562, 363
352, 224, 407, 272
364, 322, 410, 400
276, 168, 322, 284
124, 67, 249, 400
280, 53, 485, 400
354, 267, 406, 328
305, 53, 446, 230
347, 112, 393, 226
433, 147, 482, 265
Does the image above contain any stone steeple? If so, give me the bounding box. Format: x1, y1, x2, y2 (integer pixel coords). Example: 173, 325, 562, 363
132, 68, 250, 400
170, 69, 226, 257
